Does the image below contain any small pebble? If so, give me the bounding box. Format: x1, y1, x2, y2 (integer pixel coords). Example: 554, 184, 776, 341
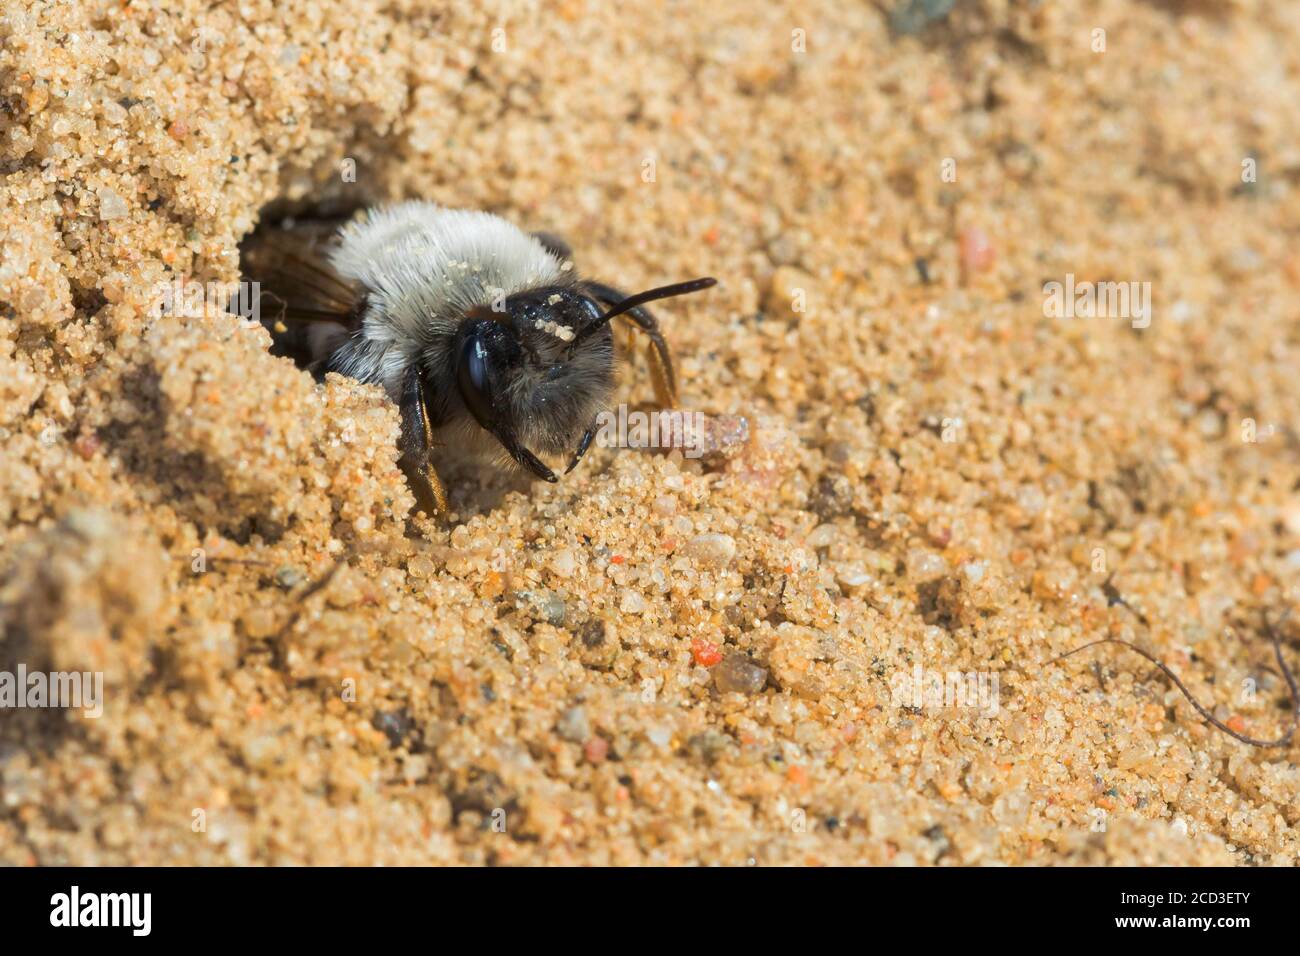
274, 566, 305, 589
905, 548, 947, 581
542, 593, 566, 625
556, 706, 589, 743
686, 533, 737, 568
765, 266, 816, 316
713, 654, 768, 695
97, 188, 129, 221
549, 548, 577, 578
959, 226, 995, 276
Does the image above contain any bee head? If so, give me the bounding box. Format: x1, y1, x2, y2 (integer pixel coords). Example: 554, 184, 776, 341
451, 287, 615, 482
450, 278, 716, 481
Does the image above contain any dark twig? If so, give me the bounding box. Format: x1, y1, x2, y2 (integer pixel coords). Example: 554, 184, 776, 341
1091, 659, 1107, 693
1048, 608, 1297, 749
274, 551, 353, 643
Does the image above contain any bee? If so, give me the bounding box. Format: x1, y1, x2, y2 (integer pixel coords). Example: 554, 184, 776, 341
240, 201, 716, 514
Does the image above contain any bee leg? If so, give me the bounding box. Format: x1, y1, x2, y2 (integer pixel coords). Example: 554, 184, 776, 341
493, 427, 559, 483
565, 418, 599, 474
398, 366, 449, 515
584, 280, 679, 409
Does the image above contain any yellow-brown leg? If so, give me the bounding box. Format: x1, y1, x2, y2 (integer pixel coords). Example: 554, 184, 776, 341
641, 335, 679, 409
401, 454, 449, 515
585, 280, 681, 409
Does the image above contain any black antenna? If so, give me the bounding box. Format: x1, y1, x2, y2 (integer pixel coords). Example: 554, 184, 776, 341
575, 277, 716, 343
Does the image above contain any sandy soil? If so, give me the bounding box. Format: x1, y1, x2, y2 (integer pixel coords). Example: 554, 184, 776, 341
2, 0, 1299, 865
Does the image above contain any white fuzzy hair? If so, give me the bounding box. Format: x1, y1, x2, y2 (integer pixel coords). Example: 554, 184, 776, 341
326, 201, 569, 399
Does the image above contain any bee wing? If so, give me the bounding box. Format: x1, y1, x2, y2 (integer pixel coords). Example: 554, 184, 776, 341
240, 219, 361, 327
240, 219, 364, 367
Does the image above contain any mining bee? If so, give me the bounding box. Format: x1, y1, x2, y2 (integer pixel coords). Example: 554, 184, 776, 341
241, 201, 715, 514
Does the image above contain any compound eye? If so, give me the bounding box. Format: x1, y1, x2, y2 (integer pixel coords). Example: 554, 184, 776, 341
456, 332, 496, 429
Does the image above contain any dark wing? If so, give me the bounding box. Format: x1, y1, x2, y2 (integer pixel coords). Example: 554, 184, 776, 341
239, 218, 363, 366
